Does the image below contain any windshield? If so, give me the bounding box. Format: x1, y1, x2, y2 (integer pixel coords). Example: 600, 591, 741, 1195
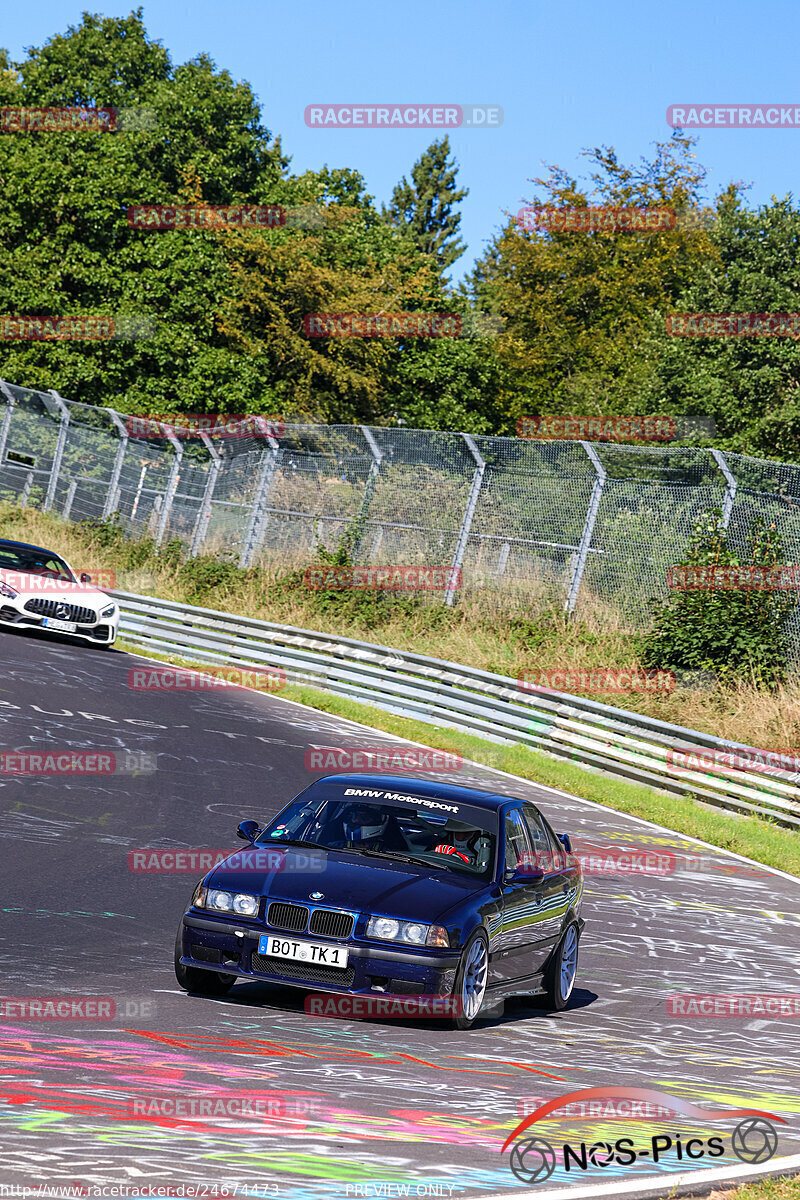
0, 543, 75, 582
259, 781, 498, 878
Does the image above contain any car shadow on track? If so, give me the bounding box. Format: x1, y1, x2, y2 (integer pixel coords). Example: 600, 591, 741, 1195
185, 980, 599, 1030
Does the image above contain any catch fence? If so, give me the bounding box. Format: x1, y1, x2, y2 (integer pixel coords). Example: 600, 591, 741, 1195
2, 378, 800, 643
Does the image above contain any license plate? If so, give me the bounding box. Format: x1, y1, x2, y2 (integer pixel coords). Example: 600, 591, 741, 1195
42, 617, 77, 633
259, 934, 349, 967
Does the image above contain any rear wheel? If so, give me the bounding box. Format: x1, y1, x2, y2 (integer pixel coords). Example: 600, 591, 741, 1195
542, 922, 579, 1011
451, 931, 489, 1030
174, 927, 236, 996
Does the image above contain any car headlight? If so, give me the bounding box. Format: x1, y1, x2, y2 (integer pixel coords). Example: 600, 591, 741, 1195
192, 882, 208, 908
202, 888, 259, 916
366, 916, 449, 948
0, 582, 18, 599
100, 603, 116, 618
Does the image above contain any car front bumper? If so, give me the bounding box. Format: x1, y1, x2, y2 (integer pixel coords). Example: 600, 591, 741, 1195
179, 913, 461, 996
0, 599, 118, 644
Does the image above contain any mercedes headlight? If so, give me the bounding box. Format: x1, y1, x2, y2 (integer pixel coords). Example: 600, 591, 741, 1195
0, 582, 19, 599
366, 916, 449, 948
100, 603, 117, 618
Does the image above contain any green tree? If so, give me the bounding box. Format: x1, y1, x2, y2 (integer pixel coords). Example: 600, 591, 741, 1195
645, 190, 800, 460
641, 510, 795, 687
470, 136, 720, 434
385, 137, 468, 274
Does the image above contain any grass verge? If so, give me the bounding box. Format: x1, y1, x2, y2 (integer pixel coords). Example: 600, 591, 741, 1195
121, 639, 800, 878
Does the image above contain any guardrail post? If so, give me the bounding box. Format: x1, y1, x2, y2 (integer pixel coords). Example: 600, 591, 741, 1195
564, 441, 607, 615
445, 434, 485, 606
43, 390, 70, 512
190, 432, 222, 557
240, 423, 281, 567
154, 430, 183, 548
353, 426, 383, 558
103, 410, 130, 519
711, 448, 737, 528
0, 380, 16, 467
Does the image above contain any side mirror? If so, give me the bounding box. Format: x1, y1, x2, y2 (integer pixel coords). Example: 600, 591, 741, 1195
80, 572, 92, 583
558, 833, 572, 853
237, 819, 261, 843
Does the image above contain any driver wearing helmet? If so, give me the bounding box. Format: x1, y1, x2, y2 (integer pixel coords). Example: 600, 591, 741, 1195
339, 803, 407, 852
432, 827, 479, 866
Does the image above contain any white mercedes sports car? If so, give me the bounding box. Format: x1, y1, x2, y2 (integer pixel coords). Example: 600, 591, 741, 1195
0, 539, 119, 648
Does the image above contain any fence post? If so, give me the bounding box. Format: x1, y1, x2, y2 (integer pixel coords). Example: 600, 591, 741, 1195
154, 430, 183, 548
564, 441, 607, 615
20, 471, 33, 508
190, 432, 222, 557
240, 423, 281, 567
103, 410, 130, 519
0, 380, 16, 467
711, 448, 737, 528
43, 390, 70, 512
353, 426, 383, 557
445, 434, 485, 606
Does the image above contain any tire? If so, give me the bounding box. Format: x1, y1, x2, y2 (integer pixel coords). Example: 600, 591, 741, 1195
450, 930, 489, 1031
542, 922, 579, 1011
174, 927, 236, 996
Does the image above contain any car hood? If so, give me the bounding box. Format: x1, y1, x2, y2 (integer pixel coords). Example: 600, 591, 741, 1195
206, 845, 480, 923
0, 568, 111, 606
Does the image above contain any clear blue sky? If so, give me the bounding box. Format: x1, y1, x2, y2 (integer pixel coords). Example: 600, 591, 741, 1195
4, 1, 798, 280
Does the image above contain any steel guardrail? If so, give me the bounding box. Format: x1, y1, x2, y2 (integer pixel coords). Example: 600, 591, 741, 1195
112, 590, 800, 830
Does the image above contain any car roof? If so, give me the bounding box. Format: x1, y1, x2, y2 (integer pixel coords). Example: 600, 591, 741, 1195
312, 772, 531, 813
0, 539, 63, 557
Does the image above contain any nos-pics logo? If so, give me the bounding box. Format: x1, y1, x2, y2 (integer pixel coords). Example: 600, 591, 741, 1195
502, 1086, 783, 1185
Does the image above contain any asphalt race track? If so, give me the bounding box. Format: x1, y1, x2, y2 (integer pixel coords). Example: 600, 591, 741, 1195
1, 628, 799, 1198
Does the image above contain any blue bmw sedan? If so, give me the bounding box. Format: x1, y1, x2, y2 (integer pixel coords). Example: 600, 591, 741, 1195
175, 773, 584, 1029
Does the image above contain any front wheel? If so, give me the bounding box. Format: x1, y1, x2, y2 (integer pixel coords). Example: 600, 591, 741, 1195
174, 927, 236, 996
542, 922, 579, 1011
450, 931, 489, 1030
